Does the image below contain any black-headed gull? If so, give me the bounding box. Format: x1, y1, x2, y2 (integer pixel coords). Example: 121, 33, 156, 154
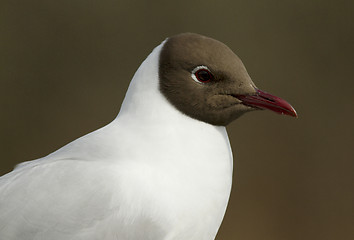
0, 33, 296, 240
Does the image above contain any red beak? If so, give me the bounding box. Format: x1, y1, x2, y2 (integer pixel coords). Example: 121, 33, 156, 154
237, 89, 297, 117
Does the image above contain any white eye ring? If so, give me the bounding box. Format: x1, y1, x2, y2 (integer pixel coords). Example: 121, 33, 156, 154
191, 66, 212, 83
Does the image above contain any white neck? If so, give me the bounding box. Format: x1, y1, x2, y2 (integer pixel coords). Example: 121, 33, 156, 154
116, 41, 210, 128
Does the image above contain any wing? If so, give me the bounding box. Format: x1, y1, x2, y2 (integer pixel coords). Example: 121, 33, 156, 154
0, 158, 121, 240
0, 156, 169, 240
0, 125, 172, 240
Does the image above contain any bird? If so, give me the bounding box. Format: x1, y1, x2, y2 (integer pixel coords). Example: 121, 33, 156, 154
0, 33, 297, 240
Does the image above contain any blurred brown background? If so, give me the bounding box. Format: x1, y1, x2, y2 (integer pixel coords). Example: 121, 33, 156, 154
1, 0, 353, 239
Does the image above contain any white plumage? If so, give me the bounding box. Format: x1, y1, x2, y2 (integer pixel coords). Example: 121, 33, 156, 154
0, 41, 233, 240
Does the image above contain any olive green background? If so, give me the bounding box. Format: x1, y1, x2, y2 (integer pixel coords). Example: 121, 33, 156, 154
1, 0, 353, 239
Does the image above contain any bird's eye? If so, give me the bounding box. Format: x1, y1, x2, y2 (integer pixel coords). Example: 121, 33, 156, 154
191, 66, 213, 83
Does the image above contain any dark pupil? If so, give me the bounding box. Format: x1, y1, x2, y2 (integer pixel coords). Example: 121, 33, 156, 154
196, 70, 211, 82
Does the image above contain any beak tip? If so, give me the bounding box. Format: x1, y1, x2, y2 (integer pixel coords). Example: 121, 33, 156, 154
285, 106, 298, 118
